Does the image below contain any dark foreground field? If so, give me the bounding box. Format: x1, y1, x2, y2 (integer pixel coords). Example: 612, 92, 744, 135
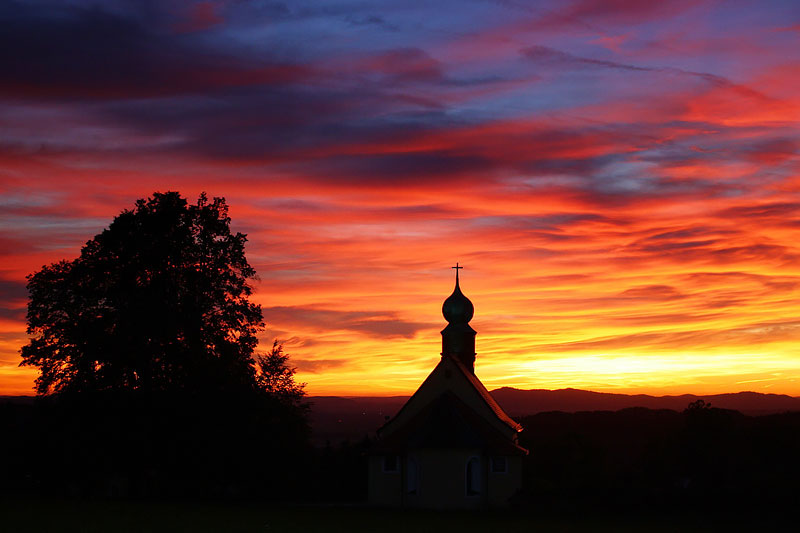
4, 400, 799, 531
1, 500, 793, 533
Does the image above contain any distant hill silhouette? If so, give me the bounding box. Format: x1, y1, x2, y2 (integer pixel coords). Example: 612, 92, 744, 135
305, 395, 408, 445
0, 396, 35, 405
8, 389, 800, 445
489, 387, 800, 417
303, 388, 800, 444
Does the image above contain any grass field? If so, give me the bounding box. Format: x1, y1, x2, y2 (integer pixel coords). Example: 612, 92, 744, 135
0, 500, 789, 533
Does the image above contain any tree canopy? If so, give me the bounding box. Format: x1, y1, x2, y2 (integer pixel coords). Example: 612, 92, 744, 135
20, 191, 292, 398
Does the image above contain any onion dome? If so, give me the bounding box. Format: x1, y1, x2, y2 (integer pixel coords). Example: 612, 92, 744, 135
442, 264, 474, 324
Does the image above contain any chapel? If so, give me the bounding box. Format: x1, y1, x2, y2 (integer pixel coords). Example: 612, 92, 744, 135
368, 265, 527, 509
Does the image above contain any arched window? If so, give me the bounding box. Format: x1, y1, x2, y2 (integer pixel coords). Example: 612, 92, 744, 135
465, 456, 481, 496
407, 454, 419, 495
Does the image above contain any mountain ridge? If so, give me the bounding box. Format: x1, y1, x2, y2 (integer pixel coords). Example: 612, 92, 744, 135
6, 389, 800, 445
301, 388, 800, 444
6, 389, 800, 415
487, 387, 800, 416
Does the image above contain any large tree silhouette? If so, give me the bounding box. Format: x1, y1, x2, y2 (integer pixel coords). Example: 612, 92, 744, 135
13, 192, 313, 498
21, 192, 266, 396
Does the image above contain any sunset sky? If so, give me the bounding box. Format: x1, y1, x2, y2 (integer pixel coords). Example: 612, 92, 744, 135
1, 0, 799, 397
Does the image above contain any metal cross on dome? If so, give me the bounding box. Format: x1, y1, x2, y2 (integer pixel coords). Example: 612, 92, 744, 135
452, 262, 463, 281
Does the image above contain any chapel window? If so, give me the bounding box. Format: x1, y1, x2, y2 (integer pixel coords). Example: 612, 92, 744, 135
407, 455, 419, 495
466, 457, 481, 496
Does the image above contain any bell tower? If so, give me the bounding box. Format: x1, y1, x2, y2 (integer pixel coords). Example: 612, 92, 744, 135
441, 263, 477, 373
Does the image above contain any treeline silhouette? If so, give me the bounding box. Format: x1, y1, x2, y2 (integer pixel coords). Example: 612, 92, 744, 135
4, 396, 800, 510
301, 398, 800, 512
1, 392, 305, 499
515, 403, 800, 512
0, 392, 373, 502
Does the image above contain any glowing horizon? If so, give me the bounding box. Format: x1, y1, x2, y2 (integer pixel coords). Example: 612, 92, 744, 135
1, 1, 799, 397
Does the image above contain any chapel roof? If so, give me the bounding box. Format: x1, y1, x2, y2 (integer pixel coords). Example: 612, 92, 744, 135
449, 355, 523, 433
375, 265, 523, 448
378, 354, 522, 438
373, 390, 527, 455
